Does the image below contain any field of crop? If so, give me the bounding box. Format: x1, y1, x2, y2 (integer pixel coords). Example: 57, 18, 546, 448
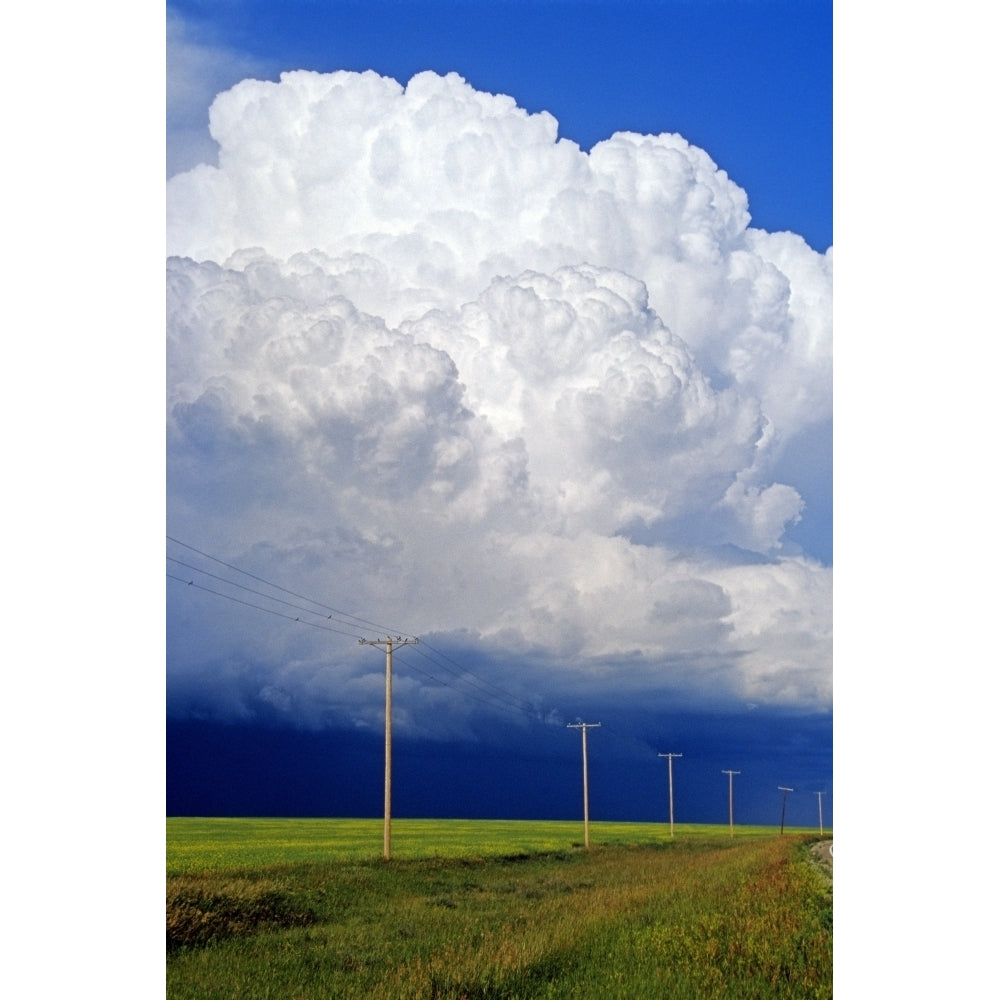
166, 818, 832, 999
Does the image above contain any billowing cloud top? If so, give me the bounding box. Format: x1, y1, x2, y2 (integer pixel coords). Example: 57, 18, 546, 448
167, 70, 831, 734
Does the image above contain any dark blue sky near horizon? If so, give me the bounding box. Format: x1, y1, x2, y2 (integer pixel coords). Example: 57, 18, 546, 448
167, 712, 831, 828
166, 0, 833, 828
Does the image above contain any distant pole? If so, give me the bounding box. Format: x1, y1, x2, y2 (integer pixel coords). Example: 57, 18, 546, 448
722, 770, 740, 838
778, 787, 794, 835
360, 636, 419, 859
568, 723, 601, 848
815, 791, 825, 837
658, 753, 682, 837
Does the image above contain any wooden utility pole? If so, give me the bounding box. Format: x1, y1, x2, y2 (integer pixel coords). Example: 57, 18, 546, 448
722, 770, 740, 838
658, 752, 682, 837
567, 723, 600, 848
359, 636, 418, 859
815, 791, 825, 837
778, 786, 794, 835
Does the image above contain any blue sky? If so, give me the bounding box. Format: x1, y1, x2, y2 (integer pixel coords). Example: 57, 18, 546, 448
169, 0, 831, 251
166, 0, 832, 828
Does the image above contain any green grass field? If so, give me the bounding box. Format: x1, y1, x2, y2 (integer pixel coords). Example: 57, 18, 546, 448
167, 818, 832, 999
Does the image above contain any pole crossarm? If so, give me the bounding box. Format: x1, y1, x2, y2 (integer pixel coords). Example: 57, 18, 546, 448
359, 636, 419, 860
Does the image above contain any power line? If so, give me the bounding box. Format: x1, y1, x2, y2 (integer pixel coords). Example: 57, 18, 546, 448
166, 572, 361, 637
169, 564, 538, 720
418, 639, 536, 708
166, 535, 551, 726
167, 535, 407, 635
167, 556, 371, 634
392, 648, 538, 719
399, 643, 538, 717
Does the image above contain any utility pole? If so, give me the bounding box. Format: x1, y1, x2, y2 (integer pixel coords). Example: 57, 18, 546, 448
815, 791, 825, 837
567, 723, 600, 848
778, 786, 794, 835
722, 770, 740, 838
359, 636, 419, 859
658, 752, 682, 837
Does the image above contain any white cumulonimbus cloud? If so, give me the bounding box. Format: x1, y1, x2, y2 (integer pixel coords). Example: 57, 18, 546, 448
167, 69, 831, 732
